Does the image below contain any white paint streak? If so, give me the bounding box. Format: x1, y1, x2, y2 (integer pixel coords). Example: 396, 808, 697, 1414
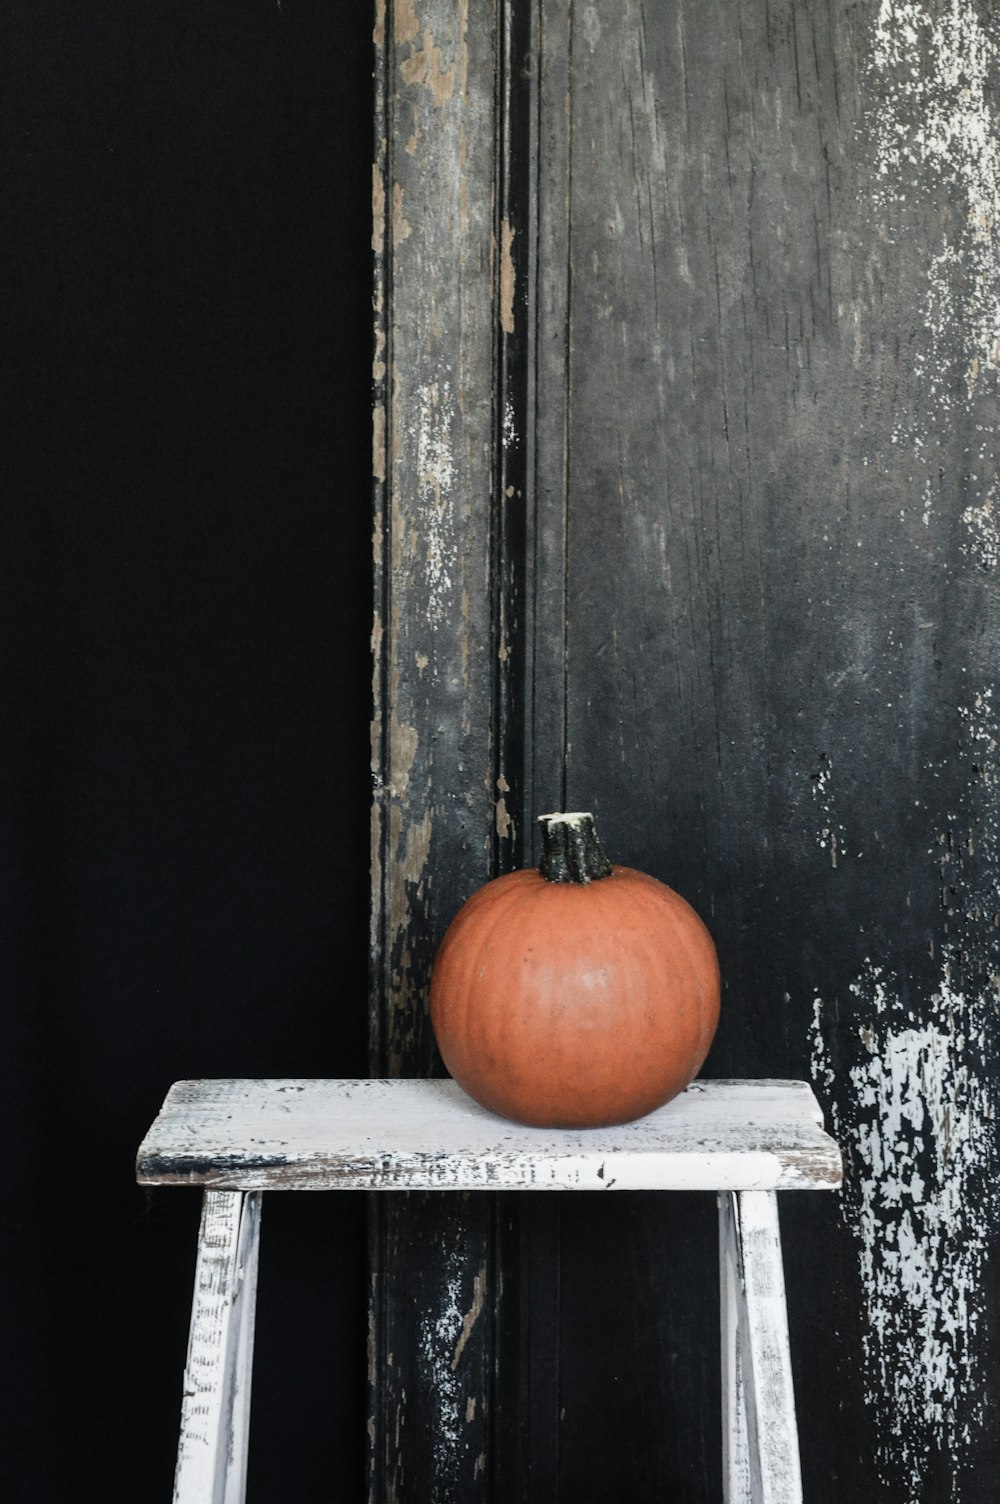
868, 1, 1000, 549
418, 1249, 484, 1478
810, 690, 1000, 1493
502, 397, 516, 451
811, 964, 996, 1493
412, 380, 456, 623
800, 10, 1000, 1492
420, 1254, 464, 1473
871, 0, 1000, 395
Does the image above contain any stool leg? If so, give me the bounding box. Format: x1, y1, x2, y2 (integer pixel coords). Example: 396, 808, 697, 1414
719, 1191, 802, 1504
173, 1189, 263, 1504
719, 1191, 752, 1503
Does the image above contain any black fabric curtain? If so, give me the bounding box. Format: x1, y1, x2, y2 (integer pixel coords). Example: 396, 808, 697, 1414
3, 4, 374, 1497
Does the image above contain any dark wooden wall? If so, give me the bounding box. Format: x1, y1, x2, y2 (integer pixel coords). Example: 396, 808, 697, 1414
372, 1, 1000, 1500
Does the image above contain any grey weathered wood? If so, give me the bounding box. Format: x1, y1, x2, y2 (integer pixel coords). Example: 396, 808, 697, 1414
370, 2, 512, 1076
172, 1191, 261, 1504
370, 0, 517, 1496
137, 1078, 841, 1193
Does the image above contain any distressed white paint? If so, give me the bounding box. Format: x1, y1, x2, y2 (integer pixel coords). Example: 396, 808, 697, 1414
418, 1245, 486, 1478
811, 960, 997, 1493
867, 0, 1000, 589
804, 16, 1000, 1491
870, 0, 1000, 400
172, 1190, 261, 1504
721, 1191, 753, 1504
720, 1192, 802, 1504
502, 396, 516, 451
412, 378, 456, 623
149, 1093, 829, 1503
137, 1078, 842, 1193
961, 485, 1000, 568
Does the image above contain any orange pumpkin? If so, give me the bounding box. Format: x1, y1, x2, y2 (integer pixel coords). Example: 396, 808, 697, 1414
429, 812, 720, 1128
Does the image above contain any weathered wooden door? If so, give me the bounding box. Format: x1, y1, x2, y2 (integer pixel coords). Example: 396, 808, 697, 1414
370, 1, 1000, 1499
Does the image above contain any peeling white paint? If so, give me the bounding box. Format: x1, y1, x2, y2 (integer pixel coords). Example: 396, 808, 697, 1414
413, 380, 456, 623
868, 1, 1000, 551
809, 685, 1000, 1492
870, 0, 1000, 394
840, 46, 1000, 1483
961, 484, 1000, 568
419, 1252, 464, 1473
502, 397, 516, 452
811, 962, 996, 1494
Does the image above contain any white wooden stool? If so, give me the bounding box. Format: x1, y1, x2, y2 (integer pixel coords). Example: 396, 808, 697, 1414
137, 1077, 842, 1504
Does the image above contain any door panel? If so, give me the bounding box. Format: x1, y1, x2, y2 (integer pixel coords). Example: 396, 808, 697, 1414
373, 2, 1000, 1498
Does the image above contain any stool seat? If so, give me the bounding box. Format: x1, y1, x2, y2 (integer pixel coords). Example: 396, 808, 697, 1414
137, 1076, 841, 1193
137, 1078, 842, 1504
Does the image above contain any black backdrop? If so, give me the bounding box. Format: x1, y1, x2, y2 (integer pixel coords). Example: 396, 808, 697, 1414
3, 3, 373, 1498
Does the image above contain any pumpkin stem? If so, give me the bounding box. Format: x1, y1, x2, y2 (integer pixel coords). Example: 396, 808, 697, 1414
538, 812, 613, 884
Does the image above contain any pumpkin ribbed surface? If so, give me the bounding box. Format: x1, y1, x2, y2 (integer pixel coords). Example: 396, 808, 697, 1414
429, 864, 720, 1128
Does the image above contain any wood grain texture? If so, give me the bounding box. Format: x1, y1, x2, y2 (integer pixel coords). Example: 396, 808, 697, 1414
371, 0, 503, 1082
370, 1, 524, 1497
525, 1, 1000, 1498
171, 1191, 261, 1504
136, 1078, 841, 1191
721, 1193, 753, 1504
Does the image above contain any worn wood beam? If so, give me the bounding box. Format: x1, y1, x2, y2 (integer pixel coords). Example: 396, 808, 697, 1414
369, 1, 531, 1498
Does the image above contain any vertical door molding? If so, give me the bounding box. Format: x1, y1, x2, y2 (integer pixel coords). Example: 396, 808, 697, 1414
369, 1, 531, 1498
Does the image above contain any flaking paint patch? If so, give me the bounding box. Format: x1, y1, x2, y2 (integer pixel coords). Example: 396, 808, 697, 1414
451, 1264, 486, 1370
372, 164, 386, 256
870, 0, 1000, 386
418, 1249, 485, 1479
502, 398, 516, 453
394, 0, 419, 47
868, 1, 1000, 545
811, 963, 997, 1494
810, 691, 1000, 1493
392, 182, 412, 246
392, 721, 420, 799
495, 795, 513, 841
961, 485, 1000, 569
412, 381, 456, 625
499, 217, 516, 335
373, 404, 386, 484
400, 25, 455, 109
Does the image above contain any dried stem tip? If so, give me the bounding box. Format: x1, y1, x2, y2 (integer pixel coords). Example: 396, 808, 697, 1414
538, 812, 613, 884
